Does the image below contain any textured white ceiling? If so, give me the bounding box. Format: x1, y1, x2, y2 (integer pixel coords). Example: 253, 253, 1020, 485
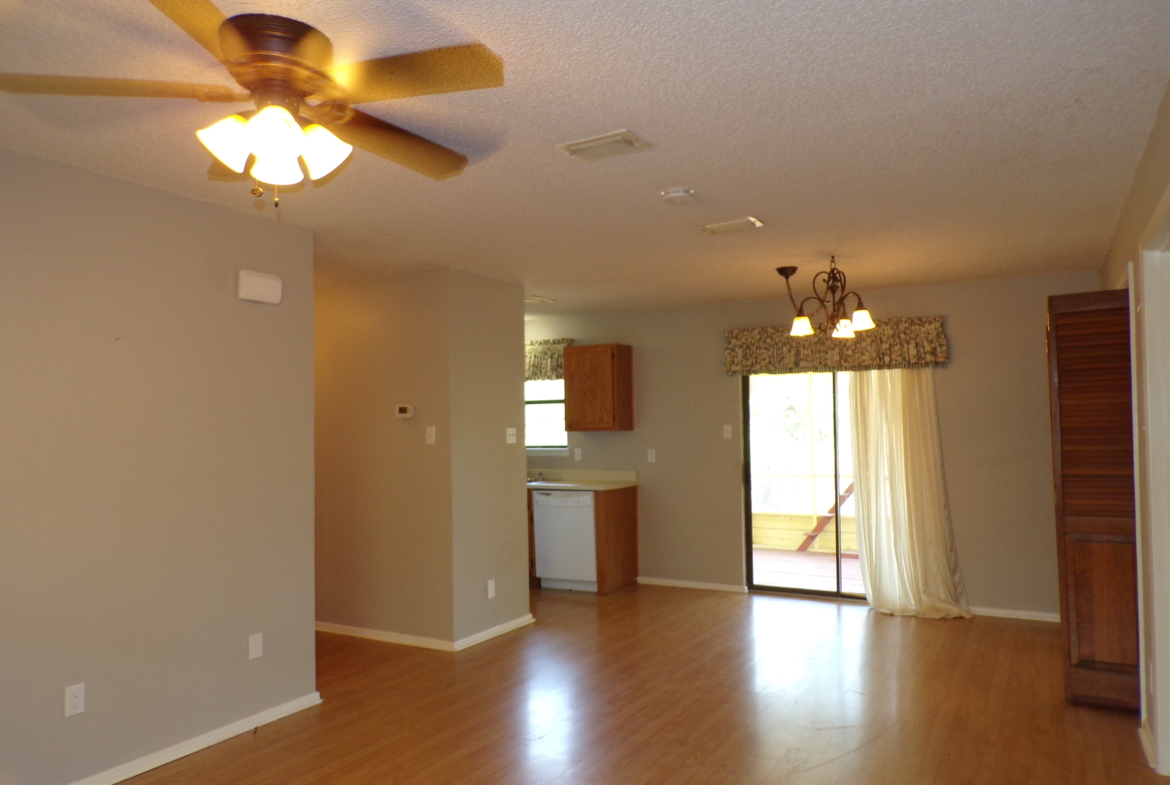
2, 0, 1169, 310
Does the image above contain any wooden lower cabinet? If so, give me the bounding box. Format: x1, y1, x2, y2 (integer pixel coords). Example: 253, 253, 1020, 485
594, 486, 639, 594
1048, 290, 1140, 710
527, 486, 638, 596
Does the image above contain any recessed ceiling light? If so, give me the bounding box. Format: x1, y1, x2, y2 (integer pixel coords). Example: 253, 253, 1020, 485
524, 295, 556, 304
701, 216, 764, 234
555, 130, 651, 162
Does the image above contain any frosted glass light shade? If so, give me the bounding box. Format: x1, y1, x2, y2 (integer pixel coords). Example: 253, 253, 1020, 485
250, 153, 304, 186
302, 124, 353, 180
790, 315, 814, 337
852, 308, 876, 331
831, 319, 855, 339
245, 105, 304, 160
196, 114, 250, 173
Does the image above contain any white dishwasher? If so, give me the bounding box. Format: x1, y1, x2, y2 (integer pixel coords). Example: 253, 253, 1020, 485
532, 490, 597, 592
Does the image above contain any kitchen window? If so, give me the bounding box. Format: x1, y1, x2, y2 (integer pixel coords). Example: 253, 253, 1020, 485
525, 379, 568, 448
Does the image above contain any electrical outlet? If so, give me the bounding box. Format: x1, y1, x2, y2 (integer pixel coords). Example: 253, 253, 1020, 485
573, 447, 582, 461
65, 683, 85, 717
425, 426, 436, 445
248, 633, 263, 660
723, 424, 733, 439
487, 579, 496, 599
647, 449, 656, 463
505, 427, 517, 444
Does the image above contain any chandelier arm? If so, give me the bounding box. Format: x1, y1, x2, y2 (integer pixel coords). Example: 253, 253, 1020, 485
782, 276, 801, 312
811, 270, 832, 304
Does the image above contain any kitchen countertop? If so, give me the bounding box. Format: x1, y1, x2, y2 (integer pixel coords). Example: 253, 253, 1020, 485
527, 480, 638, 492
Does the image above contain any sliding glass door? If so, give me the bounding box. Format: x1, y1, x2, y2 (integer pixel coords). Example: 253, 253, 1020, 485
744, 372, 864, 597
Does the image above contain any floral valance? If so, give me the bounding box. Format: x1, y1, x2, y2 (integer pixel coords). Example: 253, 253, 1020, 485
525, 338, 574, 381
724, 316, 948, 375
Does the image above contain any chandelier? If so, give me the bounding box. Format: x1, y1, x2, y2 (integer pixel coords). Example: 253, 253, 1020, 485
776, 256, 875, 338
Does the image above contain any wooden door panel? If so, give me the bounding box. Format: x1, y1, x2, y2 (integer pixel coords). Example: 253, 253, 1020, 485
1048, 289, 1139, 711
1069, 539, 1139, 668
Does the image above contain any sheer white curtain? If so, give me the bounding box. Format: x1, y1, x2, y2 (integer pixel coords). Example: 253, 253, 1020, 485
849, 368, 971, 618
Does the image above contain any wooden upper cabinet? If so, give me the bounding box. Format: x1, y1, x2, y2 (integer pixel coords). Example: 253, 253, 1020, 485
564, 343, 633, 431
1048, 289, 1139, 711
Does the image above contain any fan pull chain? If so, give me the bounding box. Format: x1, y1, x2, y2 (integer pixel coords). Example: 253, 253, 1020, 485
274, 185, 279, 209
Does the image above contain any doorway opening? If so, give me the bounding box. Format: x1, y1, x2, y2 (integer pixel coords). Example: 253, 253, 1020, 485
743, 372, 864, 597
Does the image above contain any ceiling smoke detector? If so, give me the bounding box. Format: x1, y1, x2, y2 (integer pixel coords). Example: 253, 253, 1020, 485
555, 130, 651, 162
701, 216, 764, 235
661, 187, 695, 205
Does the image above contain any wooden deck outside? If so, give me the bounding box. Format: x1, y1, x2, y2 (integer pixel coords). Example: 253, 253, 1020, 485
753, 546, 865, 595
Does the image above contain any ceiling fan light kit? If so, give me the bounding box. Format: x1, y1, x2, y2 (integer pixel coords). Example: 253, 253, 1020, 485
0, 0, 506, 197
197, 104, 354, 186
777, 257, 875, 339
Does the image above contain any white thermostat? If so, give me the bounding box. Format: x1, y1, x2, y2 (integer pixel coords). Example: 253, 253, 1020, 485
238, 269, 283, 304
396, 404, 415, 419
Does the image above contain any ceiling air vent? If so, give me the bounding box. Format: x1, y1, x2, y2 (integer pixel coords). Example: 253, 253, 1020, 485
556, 130, 651, 162
701, 216, 764, 235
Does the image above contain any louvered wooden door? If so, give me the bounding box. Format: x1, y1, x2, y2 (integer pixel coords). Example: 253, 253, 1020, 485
1048, 290, 1139, 710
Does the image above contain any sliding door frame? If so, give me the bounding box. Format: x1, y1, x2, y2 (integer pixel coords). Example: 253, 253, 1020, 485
742, 374, 857, 599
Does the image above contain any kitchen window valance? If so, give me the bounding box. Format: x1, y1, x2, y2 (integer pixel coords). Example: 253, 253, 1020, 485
525, 338, 574, 381
724, 316, 948, 375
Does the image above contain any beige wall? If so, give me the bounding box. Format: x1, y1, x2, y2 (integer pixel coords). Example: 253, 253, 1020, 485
1104, 77, 1170, 288
316, 268, 529, 644
527, 271, 1098, 614
0, 149, 317, 785
449, 272, 530, 640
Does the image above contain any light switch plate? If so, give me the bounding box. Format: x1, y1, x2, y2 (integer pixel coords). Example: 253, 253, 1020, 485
426, 426, 437, 444
506, 427, 517, 444
723, 424, 733, 439
647, 449, 657, 463
573, 447, 582, 461
248, 633, 263, 660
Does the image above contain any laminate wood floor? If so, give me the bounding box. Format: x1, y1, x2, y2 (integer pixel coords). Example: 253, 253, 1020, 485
126, 586, 1166, 784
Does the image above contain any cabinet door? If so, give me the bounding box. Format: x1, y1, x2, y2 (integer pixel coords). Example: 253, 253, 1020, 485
1048, 289, 1139, 710
564, 344, 633, 431
565, 345, 617, 430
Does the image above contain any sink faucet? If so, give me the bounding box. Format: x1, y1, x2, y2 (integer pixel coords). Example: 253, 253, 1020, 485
538, 472, 544, 481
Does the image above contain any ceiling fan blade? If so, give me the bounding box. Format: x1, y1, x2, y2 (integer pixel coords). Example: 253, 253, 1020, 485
146, 0, 228, 61
325, 43, 503, 103
318, 108, 467, 180
0, 73, 247, 101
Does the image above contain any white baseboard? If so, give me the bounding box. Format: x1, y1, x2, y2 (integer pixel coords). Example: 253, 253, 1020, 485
70, 692, 321, 785
454, 614, 535, 651
969, 606, 1060, 623
316, 621, 454, 651
637, 576, 747, 593
1139, 720, 1158, 771
317, 614, 535, 653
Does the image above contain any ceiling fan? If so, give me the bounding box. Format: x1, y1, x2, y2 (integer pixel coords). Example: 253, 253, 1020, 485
0, 0, 503, 184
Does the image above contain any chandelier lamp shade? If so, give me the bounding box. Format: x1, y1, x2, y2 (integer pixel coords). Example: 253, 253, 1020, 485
196, 103, 353, 187
777, 257, 876, 339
